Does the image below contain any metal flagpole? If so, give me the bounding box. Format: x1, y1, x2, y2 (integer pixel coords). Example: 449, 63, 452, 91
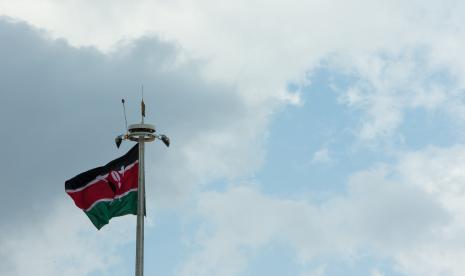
135, 137, 145, 276
136, 88, 146, 276
115, 93, 170, 276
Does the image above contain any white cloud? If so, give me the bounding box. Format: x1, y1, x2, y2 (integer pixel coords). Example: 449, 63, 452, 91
311, 147, 331, 164
391, 146, 465, 275
0, 198, 134, 276
300, 265, 326, 276
180, 144, 465, 275
371, 268, 384, 276
3, 0, 465, 143
332, 51, 455, 141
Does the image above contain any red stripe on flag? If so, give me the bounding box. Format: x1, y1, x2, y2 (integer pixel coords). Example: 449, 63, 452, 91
67, 163, 139, 210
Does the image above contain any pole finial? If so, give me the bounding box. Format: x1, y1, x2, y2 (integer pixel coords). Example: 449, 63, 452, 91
141, 85, 145, 123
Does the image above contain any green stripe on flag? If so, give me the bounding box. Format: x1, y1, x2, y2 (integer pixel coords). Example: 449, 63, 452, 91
85, 190, 138, 230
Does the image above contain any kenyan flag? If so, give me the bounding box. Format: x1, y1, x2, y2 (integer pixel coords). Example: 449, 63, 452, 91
65, 144, 139, 229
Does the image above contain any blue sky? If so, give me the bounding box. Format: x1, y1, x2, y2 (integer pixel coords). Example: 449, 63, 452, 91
2, 1, 465, 276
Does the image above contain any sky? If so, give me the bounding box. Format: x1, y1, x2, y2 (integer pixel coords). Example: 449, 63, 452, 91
1, 1, 465, 275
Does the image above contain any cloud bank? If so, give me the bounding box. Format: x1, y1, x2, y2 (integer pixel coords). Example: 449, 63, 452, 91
0, 18, 270, 275
2, 1, 465, 275
184, 146, 465, 275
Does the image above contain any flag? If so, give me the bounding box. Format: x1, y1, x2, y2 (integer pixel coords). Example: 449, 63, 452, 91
65, 144, 139, 229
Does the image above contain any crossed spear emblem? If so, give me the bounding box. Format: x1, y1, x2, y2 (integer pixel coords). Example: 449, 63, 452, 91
97, 166, 125, 195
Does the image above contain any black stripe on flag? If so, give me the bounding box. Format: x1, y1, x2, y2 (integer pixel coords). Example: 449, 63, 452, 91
65, 144, 139, 190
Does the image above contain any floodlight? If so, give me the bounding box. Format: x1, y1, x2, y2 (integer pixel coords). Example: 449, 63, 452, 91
115, 135, 123, 148
159, 134, 170, 147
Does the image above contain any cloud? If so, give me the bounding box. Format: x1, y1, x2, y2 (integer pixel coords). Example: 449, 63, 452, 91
4, 1, 465, 143
3, 1, 465, 275
0, 198, 134, 276
371, 268, 384, 276
180, 145, 465, 275
311, 147, 331, 164
332, 51, 459, 141
0, 18, 272, 275
391, 146, 465, 275
300, 265, 326, 276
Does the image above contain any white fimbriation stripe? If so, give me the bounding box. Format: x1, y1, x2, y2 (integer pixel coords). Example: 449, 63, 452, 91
84, 188, 138, 212
66, 160, 139, 193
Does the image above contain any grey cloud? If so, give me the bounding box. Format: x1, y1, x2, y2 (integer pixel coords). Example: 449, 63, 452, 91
0, 17, 249, 233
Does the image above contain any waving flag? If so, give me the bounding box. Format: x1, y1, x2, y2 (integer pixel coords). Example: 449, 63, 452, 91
65, 144, 139, 229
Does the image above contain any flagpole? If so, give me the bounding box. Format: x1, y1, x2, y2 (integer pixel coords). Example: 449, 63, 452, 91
135, 137, 145, 276
136, 91, 146, 276
116, 94, 169, 276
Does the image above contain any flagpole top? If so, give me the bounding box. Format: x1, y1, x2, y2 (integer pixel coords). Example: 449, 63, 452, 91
127, 123, 156, 142
115, 95, 170, 148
